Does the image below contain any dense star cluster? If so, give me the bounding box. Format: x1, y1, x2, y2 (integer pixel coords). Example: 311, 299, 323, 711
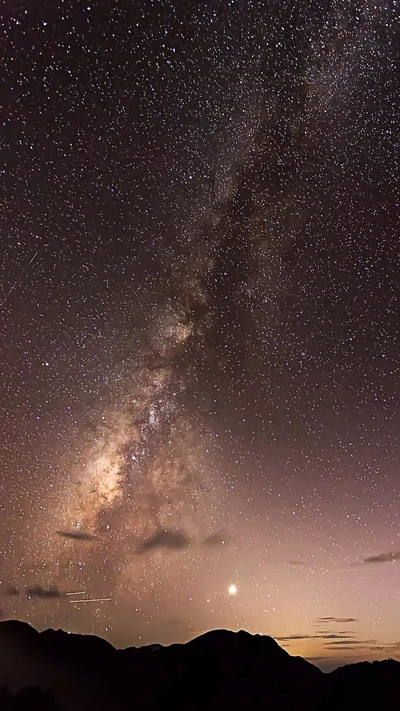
0, 1, 398, 669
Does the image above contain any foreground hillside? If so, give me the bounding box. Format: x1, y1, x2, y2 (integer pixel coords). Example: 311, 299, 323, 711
0, 621, 399, 710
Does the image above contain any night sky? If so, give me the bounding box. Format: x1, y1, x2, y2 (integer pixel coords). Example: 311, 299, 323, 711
1, 0, 398, 671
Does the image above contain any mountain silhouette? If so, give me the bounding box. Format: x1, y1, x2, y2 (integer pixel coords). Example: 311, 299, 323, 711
0, 620, 399, 710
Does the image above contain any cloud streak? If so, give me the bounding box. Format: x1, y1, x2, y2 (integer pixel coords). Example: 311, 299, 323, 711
363, 550, 400, 564
137, 528, 191, 554
316, 617, 357, 623
201, 531, 229, 547
324, 639, 364, 646
287, 559, 306, 566
323, 644, 365, 651
276, 633, 354, 642
56, 530, 97, 542
26, 585, 67, 599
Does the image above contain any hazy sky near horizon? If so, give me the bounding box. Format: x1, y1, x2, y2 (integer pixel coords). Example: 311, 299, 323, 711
0, 0, 398, 670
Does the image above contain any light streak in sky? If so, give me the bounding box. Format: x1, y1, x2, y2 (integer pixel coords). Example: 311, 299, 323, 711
69, 597, 112, 604
0, 251, 38, 307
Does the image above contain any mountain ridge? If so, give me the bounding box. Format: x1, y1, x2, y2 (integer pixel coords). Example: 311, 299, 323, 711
0, 620, 398, 710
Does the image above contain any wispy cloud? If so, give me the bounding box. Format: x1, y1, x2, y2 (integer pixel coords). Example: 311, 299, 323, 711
56, 530, 97, 542
26, 585, 66, 599
322, 636, 385, 652
363, 550, 400, 564
137, 528, 191, 554
316, 617, 357, 623
324, 644, 365, 651
367, 641, 400, 653
3, 584, 20, 596
324, 639, 364, 646
287, 560, 306, 566
276, 633, 354, 642
201, 531, 229, 547
275, 635, 314, 641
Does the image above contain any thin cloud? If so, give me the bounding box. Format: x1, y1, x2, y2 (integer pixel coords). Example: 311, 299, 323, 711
166, 619, 196, 634
287, 559, 306, 566
56, 530, 97, 541
363, 550, 400, 564
202, 531, 229, 547
3, 584, 20, 596
318, 633, 355, 639
324, 644, 365, 651
26, 585, 66, 599
316, 617, 357, 623
276, 633, 354, 642
368, 642, 400, 652
137, 528, 191, 554
275, 635, 315, 641
324, 640, 364, 646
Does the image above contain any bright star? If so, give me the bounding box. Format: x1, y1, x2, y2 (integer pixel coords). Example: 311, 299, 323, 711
228, 584, 237, 596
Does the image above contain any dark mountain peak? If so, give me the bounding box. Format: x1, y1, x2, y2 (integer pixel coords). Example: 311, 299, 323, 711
187, 627, 287, 659
41, 626, 114, 653
0, 619, 40, 649
331, 657, 400, 681
0, 619, 38, 637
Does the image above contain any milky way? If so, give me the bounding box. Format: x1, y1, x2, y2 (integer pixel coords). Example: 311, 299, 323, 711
1, 1, 398, 668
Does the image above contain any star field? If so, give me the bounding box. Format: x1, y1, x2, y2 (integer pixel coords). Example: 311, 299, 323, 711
0, 0, 398, 670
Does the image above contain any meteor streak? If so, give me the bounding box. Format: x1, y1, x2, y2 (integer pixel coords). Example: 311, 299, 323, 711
69, 597, 112, 604
0, 251, 38, 307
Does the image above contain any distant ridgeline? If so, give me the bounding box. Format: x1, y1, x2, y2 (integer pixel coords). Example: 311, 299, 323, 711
0, 621, 399, 710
